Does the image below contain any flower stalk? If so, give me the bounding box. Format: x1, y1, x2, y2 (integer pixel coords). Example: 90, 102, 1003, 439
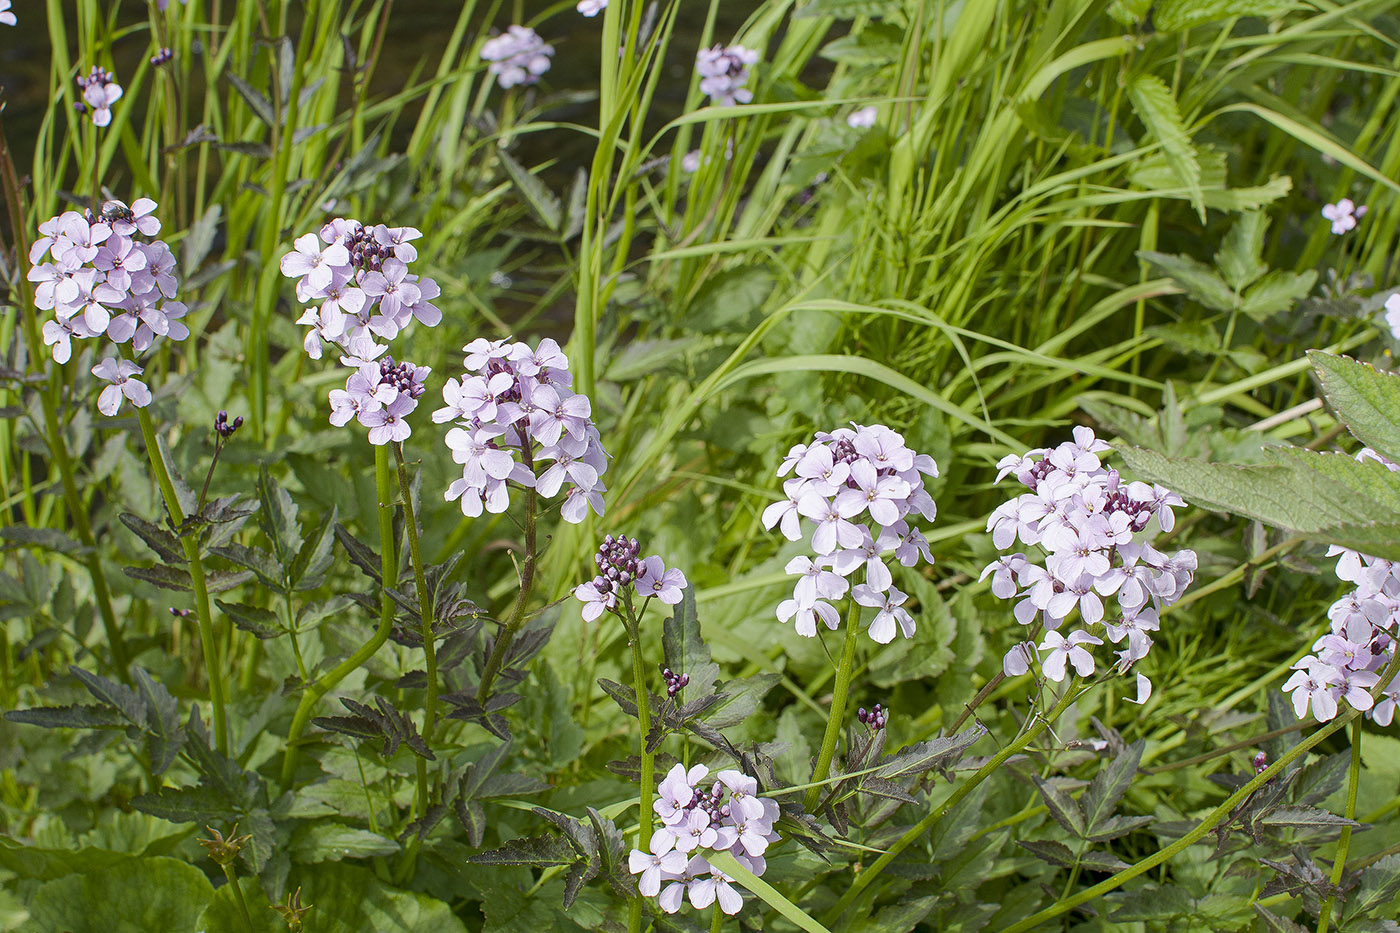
805, 593, 861, 814
1316, 717, 1363, 933
623, 593, 654, 933
281, 442, 398, 785
134, 406, 228, 755
476, 477, 538, 704
393, 442, 438, 817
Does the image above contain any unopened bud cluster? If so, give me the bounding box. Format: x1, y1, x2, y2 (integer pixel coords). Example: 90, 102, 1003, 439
661, 666, 690, 697
574, 534, 688, 621
150, 47, 174, 67
1253, 751, 1268, 774
213, 410, 244, 440
857, 702, 887, 731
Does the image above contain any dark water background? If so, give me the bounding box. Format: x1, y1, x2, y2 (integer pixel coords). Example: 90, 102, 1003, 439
1, 2, 760, 177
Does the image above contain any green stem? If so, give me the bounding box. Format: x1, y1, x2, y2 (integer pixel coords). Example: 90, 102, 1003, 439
1316, 718, 1363, 933
135, 408, 228, 755
805, 596, 861, 814
221, 864, 256, 933
823, 684, 1079, 926
710, 902, 724, 933
626, 596, 654, 933
476, 442, 538, 703
393, 442, 437, 819
280, 442, 398, 786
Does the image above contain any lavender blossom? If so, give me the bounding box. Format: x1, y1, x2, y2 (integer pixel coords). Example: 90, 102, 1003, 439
572, 535, 689, 620
577, 0, 607, 14
75, 67, 122, 127
481, 26, 554, 89
983, 427, 1197, 695
695, 44, 758, 106
1321, 198, 1366, 235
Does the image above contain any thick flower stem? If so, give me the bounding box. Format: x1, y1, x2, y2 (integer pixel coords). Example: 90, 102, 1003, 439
625, 597, 655, 933
476, 484, 538, 704
393, 443, 438, 818
221, 864, 256, 933
0, 110, 129, 681
805, 598, 862, 814
280, 443, 398, 786
1316, 718, 1363, 933
135, 408, 228, 755
824, 684, 1080, 926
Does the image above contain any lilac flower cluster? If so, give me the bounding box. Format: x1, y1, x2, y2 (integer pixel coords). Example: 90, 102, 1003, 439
75, 67, 123, 127
1283, 449, 1399, 725
1321, 199, 1366, 236
577, 0, 607, 15
695, 45, 759, 106
763, 424, 939, 644
629, 763, 779, 916
280, 218, 441, 359
437, 337, 608, 521
481, 26, 554, 89
573, 534, 687, 621
983, 427, 1197, 696
328, 340, 430, 446
28, 200, 188, 415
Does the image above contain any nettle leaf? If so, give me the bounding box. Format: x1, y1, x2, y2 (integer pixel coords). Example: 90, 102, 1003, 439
1241, 270, 1316, 321
1310, 352, 1400, 464
1215, 211, 1268, 291
313, 697, 435, 760
1081, 738, 1144, 835
1032, 776, 1087, 838
469, 834, 577, 868
705, 673, 780, 729
1257, 806, 1360, 829
661, 589, 720, 698
1128, 74, 1204, 220
1018, 839, 1076, 869
4, 704, 125, 730
1154, 0, 1301, 31
257, 466, 302, 566
133, 668, 185, 775
290, 505, 337, 590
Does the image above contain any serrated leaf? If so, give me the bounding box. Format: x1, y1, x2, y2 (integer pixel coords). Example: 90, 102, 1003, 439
794, 0, 900, 18
131, 784, 234, 823
1254, 904, 1310, 933
705, 673, 780, 729
0, 525, 87, 555
1310, 352, 1400, 464
1128, 74, 1204, 221
1139, 251, 1235, 311
182, 204, 221, 271
1257, 806, 1359, 828
1032, 776, 1087, 838
289, 505, 337, 590
875, 727, 985, 779
468, 834, 577, 867
1018, 839, 1077, 868
1081, 738, 1144, 835
133, 668, 185, 775
1087, 814, 1153, 842
71, 666, 145, 724
1242, 270, 1316, 321
1154, 0, 1300, 31
3, 704, 126, 729
313, 697, 434, 760
225, 71, 275, 125
1079, 850, 1132, 872
587, 807, 636, 901
1215, 212, 1268, 291
257, 466, 301, 565
498, 150, 561, 232
215, 600, 281, 639
208, 542, 283, 590
1294, 750, 1351, 807
1109, 885, 1197, 920
1352, 854, 1400, 919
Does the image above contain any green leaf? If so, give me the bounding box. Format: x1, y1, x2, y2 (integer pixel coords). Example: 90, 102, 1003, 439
289, 824, 400, 863
661, 588, 720, 699
1138, 251, 1235, 311
1154, 0, 1300, 31
0, 525, 87, 555
313, 696, 435, 760
216, 599, 282, 639
1128, 74, 1204, 221
1241, 270, 1316, 321
1109, 885, 1196, 921
118, 512, 184, 563
4, 704, 125, 729
498, 150, 561, 232
1256, 806, 1359, 828
1081, 739, 1144, 835
1215, 212, 1268, 291
131, 784, 233, 823
71, 665, 145, 724
26, 854, 213, 933
794, 0, 900, 18
133, 667, 185, 775
225, 71, 276, 126
290, 504, 338, 590
1019, 839, 1076, 868
1350, 854, 1400, 920
182, 204, 222, 272
1309, 352, 1400, 464
706, 848, 832, 933
1107, 0, 1152, 25
1078, 850, 1132, 873
1254, 904, 1309, 933
1032, 776, 1087, 838
874, 727, 985, 779
705, 672, 780, 729
257, 465, 302, 566
468, 834, 578, 868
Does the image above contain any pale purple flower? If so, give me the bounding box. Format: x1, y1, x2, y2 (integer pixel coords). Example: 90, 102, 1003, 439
577, 0, 607, 13
91, 358, 151, 415
76, 67, 122, 127
1322, 198, 1365, 235
281, 233, 349, 294
688, 868, 743, 915
1126, 673, 1152, 705
846, 106, 877, 129
0, 1, 15, 26
361, 393, 416, 445
696, 44, 759, 106
853, 584, 915, 644
785, 555, 848, 607
635, 557, 688, 605
629, 833, 686, 898
1003, 641, 1037, 677
1283, 660, 1341, 721
481, 26, 554, 89
654, 763, 705, 825
1039, 630, 1102, 682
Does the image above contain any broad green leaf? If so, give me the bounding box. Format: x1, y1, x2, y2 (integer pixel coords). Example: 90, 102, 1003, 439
1350, 854, 1400, 920
216, 599, 282, 638
1155, 0, 1300, 31
1308, 352, 1400, 464
1215, 212, 1268, 291
1019, 839, 1076, 868
27, 855, 213, 933
133, 668, 185, 775
1109, 885, 1197, 921
1108, 0, 1152, 25
1138, 252, 1235, 312
289, 824, 400, 863
0, 888, 27, 931
1241, 270, 1316, 320
1032, 776, 1087, 838
1128, 74, 1204, 220
661, 588, 721, 698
